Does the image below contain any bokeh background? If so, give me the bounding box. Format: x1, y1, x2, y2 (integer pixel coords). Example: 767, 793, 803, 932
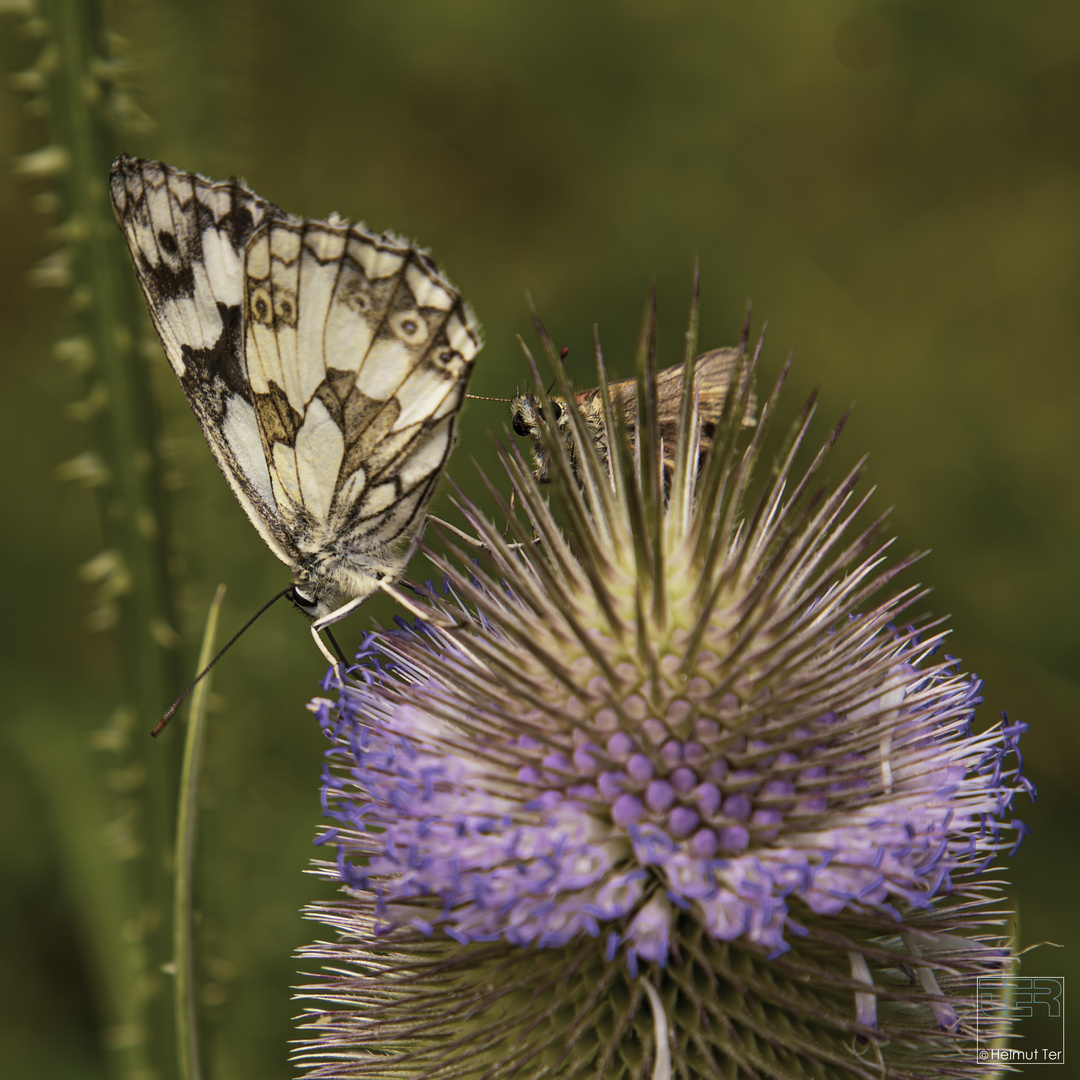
1, 1, 1076, 1077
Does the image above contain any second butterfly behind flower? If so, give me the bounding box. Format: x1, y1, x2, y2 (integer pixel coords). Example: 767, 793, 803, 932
110, 155, 481, 663
510, 347, 757, 486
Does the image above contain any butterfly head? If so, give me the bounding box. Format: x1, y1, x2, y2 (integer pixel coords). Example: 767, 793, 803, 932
290, 547, 410, 620
509, 391, 575, 484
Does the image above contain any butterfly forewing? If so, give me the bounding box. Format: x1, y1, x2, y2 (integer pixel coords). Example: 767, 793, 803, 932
111, 157, 295, 562
110, 154, 481, 632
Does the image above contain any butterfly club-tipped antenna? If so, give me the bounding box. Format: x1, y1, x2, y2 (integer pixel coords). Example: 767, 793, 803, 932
466, 348, 570, 407
150, 585, 331, 737
465, 392, 514, 403
464, 353, 564, 409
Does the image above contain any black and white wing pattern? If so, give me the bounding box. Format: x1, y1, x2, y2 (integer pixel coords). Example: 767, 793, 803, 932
110, 155, 481, 641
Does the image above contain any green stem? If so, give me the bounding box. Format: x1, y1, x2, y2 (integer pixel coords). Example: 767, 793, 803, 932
174, 585, 225, 1080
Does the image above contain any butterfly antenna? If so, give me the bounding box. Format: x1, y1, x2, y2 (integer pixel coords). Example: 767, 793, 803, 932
152, 585, 295, 737
465, 393, 514, 402
740, 300, 753, 351
541, 347, 571, 396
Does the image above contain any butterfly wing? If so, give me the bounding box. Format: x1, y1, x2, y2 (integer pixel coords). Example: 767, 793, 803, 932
242, 217, 481, 562
573, 349, 755, 477
590, 376, 640, 429
109, 154, 297, 565
605, 348, 756, 442
683, 348, 757, 432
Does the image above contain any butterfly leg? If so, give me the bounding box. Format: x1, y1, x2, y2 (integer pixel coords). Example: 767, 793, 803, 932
377, 577, 458, 627
308, 625, 351, 683
310, 620, 351, 667
504, 489, 516, 538
425, 512, 532, 554
425, 513, 488, 548
309, 579, 458, 665
309, 592, 381, 667
324, 627, 350, 667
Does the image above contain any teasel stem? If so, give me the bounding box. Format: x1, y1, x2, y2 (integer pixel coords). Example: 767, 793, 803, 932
7, 3, 181, 1078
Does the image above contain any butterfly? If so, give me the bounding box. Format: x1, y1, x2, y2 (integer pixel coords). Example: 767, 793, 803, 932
110, 155, 481, 668
509, 347, 756, 486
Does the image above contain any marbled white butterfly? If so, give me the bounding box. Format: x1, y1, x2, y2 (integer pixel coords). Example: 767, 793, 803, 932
110, 155, 481, 671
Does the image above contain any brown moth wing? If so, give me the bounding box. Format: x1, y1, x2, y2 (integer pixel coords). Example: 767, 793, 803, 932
575, 348, 754, 466
578, 376, 638, 428
648, 348, 756, 428
512, 347, 755, 485
686, 347, 758, 432
580, 348, 753, 425
662, 348, 757, 472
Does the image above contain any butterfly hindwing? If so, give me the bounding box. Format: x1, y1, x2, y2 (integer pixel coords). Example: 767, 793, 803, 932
241, 218, 480, 560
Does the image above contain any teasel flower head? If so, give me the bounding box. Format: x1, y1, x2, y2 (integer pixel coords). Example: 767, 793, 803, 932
295, 288, 1032, 1080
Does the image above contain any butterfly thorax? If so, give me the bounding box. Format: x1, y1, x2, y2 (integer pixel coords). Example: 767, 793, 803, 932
291, 542, 409, 619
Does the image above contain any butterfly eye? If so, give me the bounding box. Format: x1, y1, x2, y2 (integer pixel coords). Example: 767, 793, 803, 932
291, 586, 318, 613
512, 412, 530, 437
549, 399, 563, 421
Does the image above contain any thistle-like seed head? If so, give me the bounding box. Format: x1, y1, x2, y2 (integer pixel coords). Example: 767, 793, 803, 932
295, 295, 1031, 1080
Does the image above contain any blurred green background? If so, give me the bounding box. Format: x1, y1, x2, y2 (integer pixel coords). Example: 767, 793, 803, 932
0, 1, 1075, 1077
